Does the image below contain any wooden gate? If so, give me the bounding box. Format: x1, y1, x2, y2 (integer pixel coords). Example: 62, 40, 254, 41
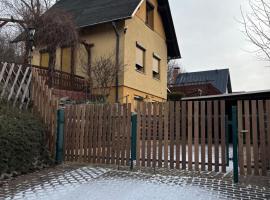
136, 101, 227, 172
237, 100, 270, 176
63, 103, 132, 166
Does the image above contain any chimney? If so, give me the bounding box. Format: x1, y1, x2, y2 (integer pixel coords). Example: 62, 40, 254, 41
172, 67, 180, 84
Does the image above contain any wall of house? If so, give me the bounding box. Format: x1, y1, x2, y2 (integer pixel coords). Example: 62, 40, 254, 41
32, 48, 62, 71
123, 0, 168, 103
31, 0, 169, 107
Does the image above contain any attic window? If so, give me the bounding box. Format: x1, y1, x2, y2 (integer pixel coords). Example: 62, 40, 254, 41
146, 1, 154, 29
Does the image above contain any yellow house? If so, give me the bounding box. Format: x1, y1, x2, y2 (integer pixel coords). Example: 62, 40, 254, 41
32, 0, 181, 111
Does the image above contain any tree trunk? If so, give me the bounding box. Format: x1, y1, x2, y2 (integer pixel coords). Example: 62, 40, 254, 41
47, 48, 56, 88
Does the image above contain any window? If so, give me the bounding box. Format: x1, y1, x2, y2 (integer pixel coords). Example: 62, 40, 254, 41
146, 1, 154, 29
61, 47, 72, 73
40, 51, 49, 68
152, 55, 160, 79
136, 44, 145, 72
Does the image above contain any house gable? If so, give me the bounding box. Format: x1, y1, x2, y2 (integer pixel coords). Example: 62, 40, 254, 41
135, 0, 166, 40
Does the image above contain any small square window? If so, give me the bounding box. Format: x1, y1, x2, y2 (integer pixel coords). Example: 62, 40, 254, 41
152, 55, 160, 79
136, 44, 145, 73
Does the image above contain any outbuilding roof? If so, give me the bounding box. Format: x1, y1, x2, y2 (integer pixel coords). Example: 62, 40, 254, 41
175, 69, 232, 94
50, 0, 180, 58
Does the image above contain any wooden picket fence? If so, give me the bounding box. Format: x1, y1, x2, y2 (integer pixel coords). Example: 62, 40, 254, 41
136, 101, 227, 173
237, 100, 270, 176
31, 68, 59, 154
63, 103, 132, 166
0, 62, 32, 109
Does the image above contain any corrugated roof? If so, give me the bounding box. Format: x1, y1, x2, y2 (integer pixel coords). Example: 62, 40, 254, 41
175, 69, 232, 93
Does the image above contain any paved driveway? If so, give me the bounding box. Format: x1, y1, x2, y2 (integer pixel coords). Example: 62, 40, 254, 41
0, 164, 269, 200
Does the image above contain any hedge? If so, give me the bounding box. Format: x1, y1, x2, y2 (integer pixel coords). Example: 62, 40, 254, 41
0, 102, 53, 178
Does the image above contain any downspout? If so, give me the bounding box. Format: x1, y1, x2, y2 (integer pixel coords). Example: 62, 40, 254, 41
112, 21, 120, 103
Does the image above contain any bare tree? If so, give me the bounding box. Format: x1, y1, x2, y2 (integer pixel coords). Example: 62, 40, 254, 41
81, 53, 125, 102
35, 9, 78, 86
241, 0, 270, 61
0, 0, 56, 62
0, 32, 24, 63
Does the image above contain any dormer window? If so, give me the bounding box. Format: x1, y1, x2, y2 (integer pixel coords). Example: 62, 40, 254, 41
146, 1, 154, 29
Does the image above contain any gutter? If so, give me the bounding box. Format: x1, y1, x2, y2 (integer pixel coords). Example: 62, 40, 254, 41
112, 21, 120, 103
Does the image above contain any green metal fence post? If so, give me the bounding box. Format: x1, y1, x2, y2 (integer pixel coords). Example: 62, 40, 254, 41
232, 106, 239, 183
55, 109, 65, 164
130, 113, 137, 170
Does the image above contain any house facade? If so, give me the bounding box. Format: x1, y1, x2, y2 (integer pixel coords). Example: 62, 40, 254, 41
31, 0, 181, 110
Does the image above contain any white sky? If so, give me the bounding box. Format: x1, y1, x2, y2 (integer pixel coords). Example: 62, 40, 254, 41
169, 0, 270, 92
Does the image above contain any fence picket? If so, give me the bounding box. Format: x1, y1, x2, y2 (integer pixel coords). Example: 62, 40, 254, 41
181, 101, 187, 170
214, 101, 219, 172
201, 101, 206, 171
258, 100, 267, 175
137, 103, 142, 167
175, 101, 181, 169
169, 102, 175, 169
147, 103, 152, 167
244, 100, 252, 175
266, 100, 270, 170
238, 101, 245, 175
207, 101, 213, 171
164, 102, 169, 168
251, 100, 259, 175
158, 103, 163, 168
152, 103, 158, 168
188, 101, 193, 170
141, 103, 146, 167
220, 100, 226, 173
194, 101, 199, 171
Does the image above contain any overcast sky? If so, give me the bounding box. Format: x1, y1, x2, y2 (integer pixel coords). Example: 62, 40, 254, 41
169, 0, 270, 92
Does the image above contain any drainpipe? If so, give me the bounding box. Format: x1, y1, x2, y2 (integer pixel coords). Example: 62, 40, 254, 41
112, 22, 120, 103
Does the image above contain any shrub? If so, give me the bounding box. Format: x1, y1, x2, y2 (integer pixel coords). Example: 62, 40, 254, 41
0, 102, 53, 177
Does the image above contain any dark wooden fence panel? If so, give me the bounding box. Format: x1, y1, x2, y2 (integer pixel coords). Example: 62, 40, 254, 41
64, 103, 132, 166
136, 101, 227, 173
238, 100, 270, 176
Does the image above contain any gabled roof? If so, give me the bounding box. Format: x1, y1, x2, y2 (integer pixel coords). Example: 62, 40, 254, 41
175, 69, 232, 93
52, 0, 141, 28
50, 0, 180, 59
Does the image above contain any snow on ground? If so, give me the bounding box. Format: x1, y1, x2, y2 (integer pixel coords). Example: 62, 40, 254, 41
62, 178, 222, 200
2, 165, 269, 200
6, 176, 223, 200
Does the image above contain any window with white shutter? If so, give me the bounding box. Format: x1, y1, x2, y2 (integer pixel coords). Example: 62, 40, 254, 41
152, 55, 160, 79
136, 44, 145, 72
